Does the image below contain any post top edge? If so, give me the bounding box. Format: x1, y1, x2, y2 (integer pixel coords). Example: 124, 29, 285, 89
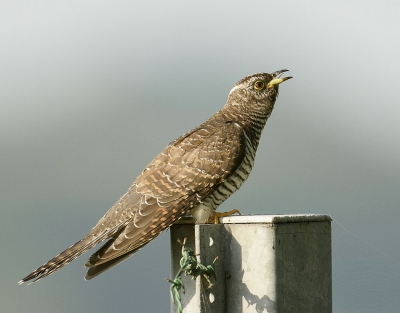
176, 214, 332, 225
221, 214, 332, 224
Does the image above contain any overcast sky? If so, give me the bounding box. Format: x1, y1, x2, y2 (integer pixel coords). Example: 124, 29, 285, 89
2, 1, 400, 312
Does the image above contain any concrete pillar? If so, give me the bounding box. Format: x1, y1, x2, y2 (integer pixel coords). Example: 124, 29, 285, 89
170, 214, 332, 313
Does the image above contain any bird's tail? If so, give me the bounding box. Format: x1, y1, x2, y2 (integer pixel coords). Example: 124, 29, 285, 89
18, 232, 109, 285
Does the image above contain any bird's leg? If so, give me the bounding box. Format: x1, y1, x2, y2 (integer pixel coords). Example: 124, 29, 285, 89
206, 209, 241, 224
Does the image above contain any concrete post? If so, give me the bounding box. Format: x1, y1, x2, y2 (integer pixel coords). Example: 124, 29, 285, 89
170, 214, 332, 313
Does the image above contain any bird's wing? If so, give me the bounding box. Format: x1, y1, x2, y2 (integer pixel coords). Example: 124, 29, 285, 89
84, 119, 246, 278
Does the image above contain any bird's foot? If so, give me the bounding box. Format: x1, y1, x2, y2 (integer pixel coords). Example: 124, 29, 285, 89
206, 209, 241, 224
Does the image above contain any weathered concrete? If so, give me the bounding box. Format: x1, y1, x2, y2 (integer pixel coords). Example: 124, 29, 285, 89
170, 214, 332, 313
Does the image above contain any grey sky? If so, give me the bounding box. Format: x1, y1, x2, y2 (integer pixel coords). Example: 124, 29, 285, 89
2, 1, 400, 312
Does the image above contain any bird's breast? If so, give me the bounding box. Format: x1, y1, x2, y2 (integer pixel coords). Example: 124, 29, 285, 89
194, 133, 257, 220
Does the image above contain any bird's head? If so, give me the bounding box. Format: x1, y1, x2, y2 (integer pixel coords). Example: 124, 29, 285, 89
225, 70, 292, 114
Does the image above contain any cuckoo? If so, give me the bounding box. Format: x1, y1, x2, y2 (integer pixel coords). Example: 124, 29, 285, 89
19, 70, 292, 284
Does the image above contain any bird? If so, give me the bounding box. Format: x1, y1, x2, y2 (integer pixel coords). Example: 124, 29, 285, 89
19, 70, 292, 284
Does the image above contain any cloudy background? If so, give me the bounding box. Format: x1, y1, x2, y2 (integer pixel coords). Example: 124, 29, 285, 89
2, 1, 400, 312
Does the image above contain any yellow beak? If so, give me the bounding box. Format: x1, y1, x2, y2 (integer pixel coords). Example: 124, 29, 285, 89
267, 76, 293, 88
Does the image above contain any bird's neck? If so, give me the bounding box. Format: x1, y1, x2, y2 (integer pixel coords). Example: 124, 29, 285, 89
219, 102, 274, 146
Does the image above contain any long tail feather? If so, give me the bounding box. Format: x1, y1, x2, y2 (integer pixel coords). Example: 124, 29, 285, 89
18, 231, 110, 285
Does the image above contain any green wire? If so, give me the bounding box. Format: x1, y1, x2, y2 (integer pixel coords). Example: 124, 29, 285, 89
165, 238, 218, 313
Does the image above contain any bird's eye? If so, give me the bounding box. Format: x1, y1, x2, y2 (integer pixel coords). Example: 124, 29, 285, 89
253, 80, 265, 90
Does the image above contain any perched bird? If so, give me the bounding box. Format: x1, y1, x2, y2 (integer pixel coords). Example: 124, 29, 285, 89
19, 70, 292, 284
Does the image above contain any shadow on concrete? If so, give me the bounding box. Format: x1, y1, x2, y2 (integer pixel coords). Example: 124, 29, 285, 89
223, 225, 276, 313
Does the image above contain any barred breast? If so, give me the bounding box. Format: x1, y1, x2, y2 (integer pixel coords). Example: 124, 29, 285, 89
191, 129, 257, 223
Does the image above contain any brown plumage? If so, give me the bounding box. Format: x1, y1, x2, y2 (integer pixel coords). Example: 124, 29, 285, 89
19, 70, 291, 284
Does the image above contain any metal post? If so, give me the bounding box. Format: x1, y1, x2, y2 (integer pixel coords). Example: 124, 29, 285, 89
170, 214, 332, 313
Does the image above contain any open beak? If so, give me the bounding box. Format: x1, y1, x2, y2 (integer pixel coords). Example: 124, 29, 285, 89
267, 69, 292, 88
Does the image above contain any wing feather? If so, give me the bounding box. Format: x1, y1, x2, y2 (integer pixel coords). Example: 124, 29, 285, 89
85, 120, 246, 274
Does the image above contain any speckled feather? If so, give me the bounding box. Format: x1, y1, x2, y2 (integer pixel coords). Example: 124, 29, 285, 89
19, 71, 290, 284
